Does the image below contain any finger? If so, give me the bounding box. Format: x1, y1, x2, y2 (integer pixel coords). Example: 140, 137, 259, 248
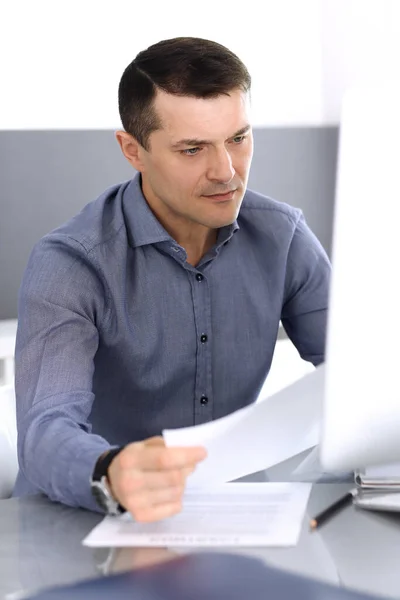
144, 464, 196, 489
134, 446, 207, 471
143, 436, 165, 448
182, 464, 197, 478
127, 485, 184, 511
132, 501, 183, 523
114, 463, 197, 498
134, 466, 196, 492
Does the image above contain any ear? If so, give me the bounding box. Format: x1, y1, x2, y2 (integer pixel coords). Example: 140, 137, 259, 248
115, 130, 145, 171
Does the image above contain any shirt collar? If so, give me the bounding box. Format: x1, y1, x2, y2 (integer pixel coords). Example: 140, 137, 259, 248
123, 172, 240, 249
123, 173, 171, 248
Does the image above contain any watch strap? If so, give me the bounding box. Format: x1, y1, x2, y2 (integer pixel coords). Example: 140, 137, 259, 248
92, 446, 126, 481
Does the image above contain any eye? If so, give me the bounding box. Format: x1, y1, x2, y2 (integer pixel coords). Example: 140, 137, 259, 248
232, 135, 246, 144
181, 147, 201, 156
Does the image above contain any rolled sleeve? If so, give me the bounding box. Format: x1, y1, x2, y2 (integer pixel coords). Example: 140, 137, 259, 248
281, 213, 331, 366
15, 235, 113, 511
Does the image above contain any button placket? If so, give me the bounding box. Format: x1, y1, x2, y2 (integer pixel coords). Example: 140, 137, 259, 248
190, 271, 213, 424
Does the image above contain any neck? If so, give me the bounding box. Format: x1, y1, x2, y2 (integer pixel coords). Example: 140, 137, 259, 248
178, 229, 217, 266
141, 178, 218, 266
160, 216, 217, 266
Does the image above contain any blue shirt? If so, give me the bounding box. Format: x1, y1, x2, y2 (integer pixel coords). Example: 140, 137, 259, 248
13, 173, 330, 511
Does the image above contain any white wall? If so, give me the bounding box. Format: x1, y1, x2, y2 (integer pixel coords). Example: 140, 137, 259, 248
320, 0, 400, 123
0, 0, 323, 128
0, 0, 398, 129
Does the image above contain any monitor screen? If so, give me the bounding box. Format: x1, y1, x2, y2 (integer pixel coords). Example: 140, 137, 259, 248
320, 83, 400, 471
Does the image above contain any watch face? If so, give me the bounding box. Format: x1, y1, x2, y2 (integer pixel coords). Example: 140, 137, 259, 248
91, 481, 109, 511
91, 478, 121, 515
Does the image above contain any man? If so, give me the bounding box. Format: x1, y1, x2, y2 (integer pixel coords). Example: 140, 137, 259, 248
13, 37, 330, 522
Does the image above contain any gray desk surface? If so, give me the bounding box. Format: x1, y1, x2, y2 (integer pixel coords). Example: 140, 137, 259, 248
2, 462, 400, 600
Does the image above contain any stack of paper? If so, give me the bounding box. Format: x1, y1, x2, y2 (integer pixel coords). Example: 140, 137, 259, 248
355, 463, 400, 489
353, 463, 400, 513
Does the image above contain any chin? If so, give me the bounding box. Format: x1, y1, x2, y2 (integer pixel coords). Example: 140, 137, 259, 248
213, 201, 242, 228
195, 193, 243, 229
205, 212, 239, 230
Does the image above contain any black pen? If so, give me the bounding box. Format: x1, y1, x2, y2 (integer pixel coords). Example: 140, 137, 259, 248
310, 489, 356, 530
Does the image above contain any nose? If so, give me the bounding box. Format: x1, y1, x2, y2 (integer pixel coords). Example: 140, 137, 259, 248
207, 147, 235, 184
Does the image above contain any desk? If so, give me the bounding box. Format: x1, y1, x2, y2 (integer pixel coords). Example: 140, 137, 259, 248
1, 467, 400, 600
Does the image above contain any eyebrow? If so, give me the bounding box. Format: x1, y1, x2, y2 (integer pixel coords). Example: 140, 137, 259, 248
170, 124, 251, 149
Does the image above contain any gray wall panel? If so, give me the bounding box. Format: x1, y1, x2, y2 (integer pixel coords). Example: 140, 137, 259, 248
250, 127, 338, 256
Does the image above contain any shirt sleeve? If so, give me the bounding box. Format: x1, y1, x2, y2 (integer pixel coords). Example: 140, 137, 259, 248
281, 212, 331, 366
15, 234, 113, 512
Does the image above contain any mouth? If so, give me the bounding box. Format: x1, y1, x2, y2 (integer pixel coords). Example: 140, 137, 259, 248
202, 189, 236, 203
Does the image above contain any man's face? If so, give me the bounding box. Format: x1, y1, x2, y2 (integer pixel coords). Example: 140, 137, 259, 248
138, 89, 253, 230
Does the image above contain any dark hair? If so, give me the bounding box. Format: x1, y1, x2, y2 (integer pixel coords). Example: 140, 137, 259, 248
118, 37, 251, 150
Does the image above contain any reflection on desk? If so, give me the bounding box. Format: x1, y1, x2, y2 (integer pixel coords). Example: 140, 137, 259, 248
2, 495, 102, 599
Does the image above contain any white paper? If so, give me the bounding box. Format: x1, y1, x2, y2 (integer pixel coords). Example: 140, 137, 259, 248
83, 483, 312, 548
163, 366, 324, 486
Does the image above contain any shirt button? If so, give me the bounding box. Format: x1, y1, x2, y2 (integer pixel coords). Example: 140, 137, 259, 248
196, 273, 204, 281
200, 395, 209, 405
200, 334, 208, 343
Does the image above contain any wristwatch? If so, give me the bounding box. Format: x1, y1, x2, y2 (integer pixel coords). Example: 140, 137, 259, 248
90, 447, 127, 516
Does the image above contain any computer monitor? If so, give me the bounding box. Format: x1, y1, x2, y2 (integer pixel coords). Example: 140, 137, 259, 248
320, 83, 400, 471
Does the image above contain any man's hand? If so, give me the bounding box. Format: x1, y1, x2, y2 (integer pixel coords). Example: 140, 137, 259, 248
107, 437, 207, 522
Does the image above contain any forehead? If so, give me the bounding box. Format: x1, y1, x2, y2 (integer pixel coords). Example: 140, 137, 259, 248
152, 89, 251, 142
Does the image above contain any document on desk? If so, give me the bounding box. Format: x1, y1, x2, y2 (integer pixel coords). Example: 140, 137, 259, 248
163, 365, 324, 486
83, 483, 312, 548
